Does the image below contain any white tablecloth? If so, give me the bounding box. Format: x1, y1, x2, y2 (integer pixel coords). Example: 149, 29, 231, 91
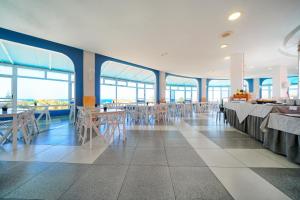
267, 113, 300, 135
224, 103, 273, 123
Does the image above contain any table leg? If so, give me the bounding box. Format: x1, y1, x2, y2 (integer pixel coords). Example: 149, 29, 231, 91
12, 115, 18, 150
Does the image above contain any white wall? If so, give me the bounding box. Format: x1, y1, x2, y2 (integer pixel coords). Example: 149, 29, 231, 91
83, 51, 95, 96
272, 66, 288, 99
159, 71, 166, 102
230, 53, 244, 95
253, 78, 260, 99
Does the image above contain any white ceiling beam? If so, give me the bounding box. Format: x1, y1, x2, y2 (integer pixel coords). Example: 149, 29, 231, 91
0, 41, 14, 65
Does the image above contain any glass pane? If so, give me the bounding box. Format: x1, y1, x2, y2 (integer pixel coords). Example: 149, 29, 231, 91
192, 90, 197, 102
185, 87, 192, 91
208, 90, 213, 102
47, 71, 68, 80
0, 77, 12, 99
17, 78, 68, 107
165, 90, 170, 102
117, 81, 127, 86
289, 85, 298, 99
128, 82, 136, 87
71, 74, 75, 81
138, 83, 144, 88
178, 86, 185, 90
104, 79, 116, 85
145, 84, 153, 89
0, 65, 12, 75
117, 87, 136, 103
186, 91, 192, 100
145, 88, 155, 102
18, 68, 45, 78
101, 85, 116, 104
175, 91, 184, 102
138, 88, 144, 100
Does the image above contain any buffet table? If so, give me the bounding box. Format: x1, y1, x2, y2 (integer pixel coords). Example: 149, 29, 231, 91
262, 113, 300, 163
224, 102, 300, 163
224, 103, 273, 140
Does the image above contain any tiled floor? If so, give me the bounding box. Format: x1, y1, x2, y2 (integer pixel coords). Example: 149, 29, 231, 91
0, 113, 299, 200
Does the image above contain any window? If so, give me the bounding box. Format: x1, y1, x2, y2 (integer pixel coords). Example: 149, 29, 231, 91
165, 76, 198, 103
207, 79, 249, 102
128, 82, 136, 87
165, 85, 198, 103
18, 68, 45, 78
138, 89, 145, 101
0, 77, 12, 104
0, 65, 74, 110
117, 81, 127, 86
47, 71, 68, 80
100, 77, 155, 104
117, 86, 136, 103
145, 88, 155, 102
101, 85, 116, 104
207, 80, 230, 102
288, 77, 298, 99
261, 78, 272, 99
0, 65, 12, 75
145, 84, 153, 89
138, 83, 144, 88
104, 79, 116, 85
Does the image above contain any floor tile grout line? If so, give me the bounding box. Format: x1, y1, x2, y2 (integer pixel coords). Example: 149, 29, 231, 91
163, 129, 177, 200
3, 162, 55, 198
57, 164, 93, 200
116, 138, 137, 200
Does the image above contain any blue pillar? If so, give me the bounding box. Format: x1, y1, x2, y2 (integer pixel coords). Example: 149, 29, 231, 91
196, 78, 202, 102
245, 78, 254, 93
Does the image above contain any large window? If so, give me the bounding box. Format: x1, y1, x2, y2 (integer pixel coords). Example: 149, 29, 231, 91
100, 61, 156, 104
261, 78, 272, 99
165, 76, 198, 103
208, 79, 250, 102
165, 85, 197, 103
0, 65, 74, 110
100, 77, 155, 104
288, 77, 298, 99
208, 80, 230, 102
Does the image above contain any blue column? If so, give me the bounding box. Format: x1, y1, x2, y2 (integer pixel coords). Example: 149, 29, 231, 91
245, 78, 254, 92
196, 78, 202, 102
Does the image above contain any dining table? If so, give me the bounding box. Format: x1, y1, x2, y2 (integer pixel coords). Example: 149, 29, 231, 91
0, 108, 28, 150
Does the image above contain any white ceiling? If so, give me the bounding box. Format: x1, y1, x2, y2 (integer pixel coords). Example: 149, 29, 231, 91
0, 0, 299, 78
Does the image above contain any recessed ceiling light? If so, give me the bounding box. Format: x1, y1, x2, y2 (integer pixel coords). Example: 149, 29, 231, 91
220, 44, 228, 49
228, 12, 241, 21
224, 56, 231, 60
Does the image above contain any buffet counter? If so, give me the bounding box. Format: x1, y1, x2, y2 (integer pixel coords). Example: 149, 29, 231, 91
224, 102, 300, 164
262, 113, 300, 163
